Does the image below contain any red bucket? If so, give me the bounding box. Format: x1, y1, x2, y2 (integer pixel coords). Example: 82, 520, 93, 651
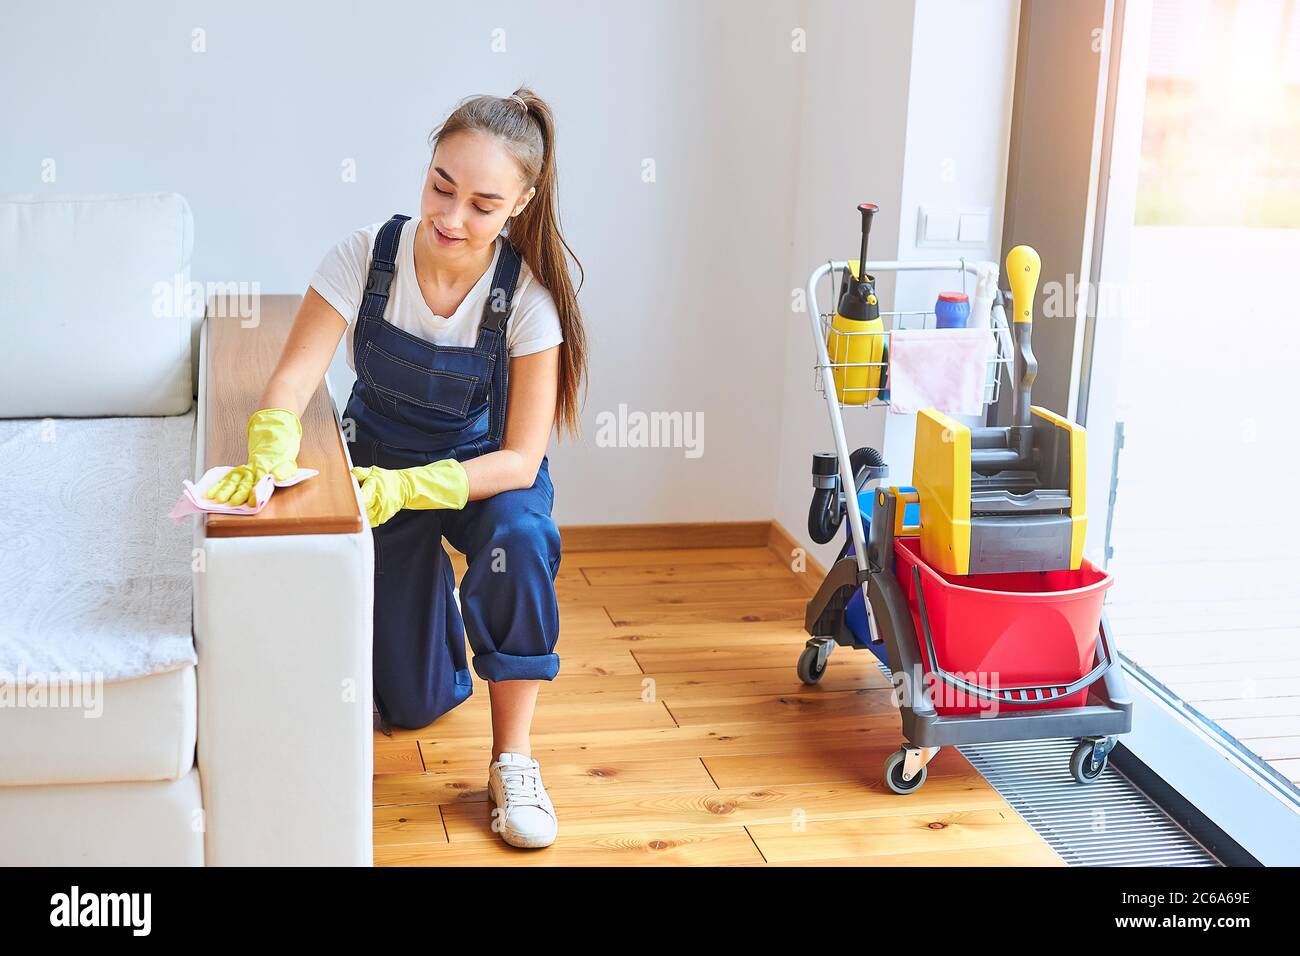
893, 537, 1113, 715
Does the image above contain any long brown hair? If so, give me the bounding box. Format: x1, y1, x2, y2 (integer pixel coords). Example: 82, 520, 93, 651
428, 88, 587, 441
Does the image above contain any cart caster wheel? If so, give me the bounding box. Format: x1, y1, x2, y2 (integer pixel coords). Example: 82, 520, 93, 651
797, 645, 828, 685
884, 748, 928, 794
1070, 740, 1109, 783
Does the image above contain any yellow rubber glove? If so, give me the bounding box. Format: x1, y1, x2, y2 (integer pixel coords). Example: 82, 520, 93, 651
204, 407, 303, 508
350, 458, 469, 529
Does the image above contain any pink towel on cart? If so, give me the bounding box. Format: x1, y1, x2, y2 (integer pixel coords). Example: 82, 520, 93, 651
887, 328, 991, 416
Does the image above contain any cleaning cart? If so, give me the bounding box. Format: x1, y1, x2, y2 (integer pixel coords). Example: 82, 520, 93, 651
799, 205, 1132, 794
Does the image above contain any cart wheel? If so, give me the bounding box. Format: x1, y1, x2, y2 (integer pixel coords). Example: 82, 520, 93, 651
884, 748, 928, 794
797, 645, 828, 685
1069, 740, 1108, 783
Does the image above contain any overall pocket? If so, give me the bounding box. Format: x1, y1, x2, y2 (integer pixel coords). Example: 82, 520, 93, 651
360, 341, 480, 417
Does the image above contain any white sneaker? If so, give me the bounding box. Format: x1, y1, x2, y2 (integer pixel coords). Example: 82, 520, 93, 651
487, 752, 558, 849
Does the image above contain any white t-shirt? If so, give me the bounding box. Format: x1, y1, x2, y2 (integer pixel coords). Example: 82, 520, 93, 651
309, 217, 563, 372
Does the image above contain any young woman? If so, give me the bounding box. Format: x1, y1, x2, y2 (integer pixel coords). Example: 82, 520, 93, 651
204, 89, 587, 849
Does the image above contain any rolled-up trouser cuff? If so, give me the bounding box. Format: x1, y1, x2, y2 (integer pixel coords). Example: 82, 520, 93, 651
472, 650, 560, 682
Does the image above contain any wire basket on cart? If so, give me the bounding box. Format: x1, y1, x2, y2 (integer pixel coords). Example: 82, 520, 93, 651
798, 256, 1133, 795
811, 258, 1013, 408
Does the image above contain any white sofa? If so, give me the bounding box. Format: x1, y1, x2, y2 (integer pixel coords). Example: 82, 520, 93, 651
0, 193, 374, 865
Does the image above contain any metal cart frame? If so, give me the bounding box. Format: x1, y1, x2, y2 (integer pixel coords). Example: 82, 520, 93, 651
800, 258, 1133, 794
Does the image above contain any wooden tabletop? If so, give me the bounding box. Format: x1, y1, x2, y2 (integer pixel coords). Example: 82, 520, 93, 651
202, 293, 363, 537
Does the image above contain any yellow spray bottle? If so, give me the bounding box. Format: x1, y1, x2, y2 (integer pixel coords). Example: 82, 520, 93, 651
828, 203, 885, 404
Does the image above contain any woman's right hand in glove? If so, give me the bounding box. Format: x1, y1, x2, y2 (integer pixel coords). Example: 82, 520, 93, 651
204, 407, 303, 508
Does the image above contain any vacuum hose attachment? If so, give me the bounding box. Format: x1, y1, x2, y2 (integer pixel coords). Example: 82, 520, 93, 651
807, 447, 887, 544
849, 446, 886, 485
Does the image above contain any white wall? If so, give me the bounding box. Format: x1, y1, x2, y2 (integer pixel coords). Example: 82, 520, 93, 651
1, 0, 1018, 537
772, 0, 918, 572
773, 0, 1020, 572
879, 0, 1020, 486
0, 0, 802, 525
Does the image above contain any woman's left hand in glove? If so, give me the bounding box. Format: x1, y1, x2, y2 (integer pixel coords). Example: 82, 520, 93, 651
350, 458, 470, 529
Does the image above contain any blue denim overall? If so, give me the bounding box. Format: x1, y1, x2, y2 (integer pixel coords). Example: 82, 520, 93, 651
342, 214, 562, 733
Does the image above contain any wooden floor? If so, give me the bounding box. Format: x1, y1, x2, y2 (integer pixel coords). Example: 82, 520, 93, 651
372, 542, 1063, 866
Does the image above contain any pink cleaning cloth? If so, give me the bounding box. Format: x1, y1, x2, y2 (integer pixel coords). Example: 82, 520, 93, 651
886, 327, 992, 416
169, 465, 319, 523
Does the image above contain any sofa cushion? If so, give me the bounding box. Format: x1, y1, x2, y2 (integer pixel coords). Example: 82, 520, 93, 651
0, 412, 198, 683
0, 192, 197, 417
0, 767, 204, 864
0, 665, 196, 786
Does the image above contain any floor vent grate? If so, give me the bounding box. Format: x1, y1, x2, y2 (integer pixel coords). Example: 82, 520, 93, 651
958, 737, 1221, 866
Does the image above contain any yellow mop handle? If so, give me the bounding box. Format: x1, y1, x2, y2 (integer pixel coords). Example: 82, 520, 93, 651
1006, 245, 1041, 325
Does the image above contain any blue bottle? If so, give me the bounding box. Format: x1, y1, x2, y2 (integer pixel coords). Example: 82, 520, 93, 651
935, 292, 971, 329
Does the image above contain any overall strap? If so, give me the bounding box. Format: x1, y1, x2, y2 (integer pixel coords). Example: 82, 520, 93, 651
479, 238, 523, 337
478, 238, 523, 449
359, 214, 411, 322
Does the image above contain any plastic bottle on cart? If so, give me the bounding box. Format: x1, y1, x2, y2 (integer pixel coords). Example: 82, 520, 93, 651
971, 261, 1000, 394
970, 263, 997, 329
828, 258, 885, 403
935, 292, 971, 328
827, 204, 885, 404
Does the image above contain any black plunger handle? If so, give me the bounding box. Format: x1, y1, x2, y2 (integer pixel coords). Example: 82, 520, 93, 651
857, 203, 878, 279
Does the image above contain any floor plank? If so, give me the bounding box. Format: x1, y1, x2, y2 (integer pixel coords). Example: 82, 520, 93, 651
416, 713, 910, 764
375, 826, 765, 867
747, 809, 1044, 863
605, 599, 808, 627
583, 561, 797, 587
378, 754, 717, 806
372, 805, 448, 848
437, 780, 1014, 843
373, 738, 424, 776
775, 842, 1066, 867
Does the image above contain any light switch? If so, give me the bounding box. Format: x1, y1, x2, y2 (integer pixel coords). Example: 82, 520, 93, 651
959, 211, 990, 243
923, 209, 959, 243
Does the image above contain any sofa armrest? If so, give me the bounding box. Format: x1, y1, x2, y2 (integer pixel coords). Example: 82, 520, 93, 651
201, 294, 363, 537
193, 293, 372, 866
